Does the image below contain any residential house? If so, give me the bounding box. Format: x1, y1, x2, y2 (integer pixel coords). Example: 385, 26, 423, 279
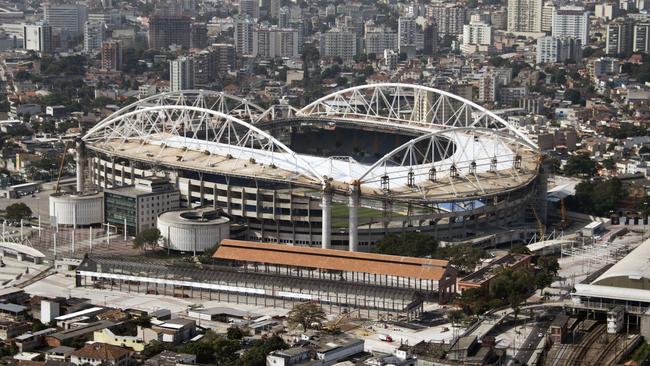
70, 343, 133, 366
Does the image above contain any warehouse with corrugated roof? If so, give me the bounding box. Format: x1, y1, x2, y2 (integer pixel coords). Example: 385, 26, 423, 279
75, 240, 457, 319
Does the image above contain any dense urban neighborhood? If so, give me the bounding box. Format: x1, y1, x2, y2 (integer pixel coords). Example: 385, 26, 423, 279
2, 0, 650, 365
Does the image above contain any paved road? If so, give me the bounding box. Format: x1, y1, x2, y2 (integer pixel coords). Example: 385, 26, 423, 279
465, 302, 563, 340
513, 320, 550, 364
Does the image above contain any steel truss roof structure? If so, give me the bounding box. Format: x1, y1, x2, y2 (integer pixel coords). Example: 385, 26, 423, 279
84, 105, 325, 183
101, 90, 265, 124
297, 83, 537, 149
83, 84, 540, 202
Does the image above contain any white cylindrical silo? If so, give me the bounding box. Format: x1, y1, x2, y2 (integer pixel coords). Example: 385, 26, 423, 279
157, 209, 230, 253
49, 192, 104, 226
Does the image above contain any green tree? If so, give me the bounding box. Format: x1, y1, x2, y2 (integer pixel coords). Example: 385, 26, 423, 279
31, 320, 48, 332
602, 158, 616, 171
564, 89, 583, 105
41, 55, 87, 76
133, 228, 161, 251
227, 326, 247, 340
602, 123, 646, 139
212, 336, 241, 364
565, 179, 623, 216
5, 202, 32, 221
14, 70, 32, 81
238, 336, 287, 366
0, 343, 17, 357
177, 341, 215, 363
622, 59, 650, 83
459, 288, 492, 315
435, 245, 485, 274
448, 309, 464, 326
640, 146, 650, 155
321, 64, 341, 79
546, 67, 567, 84
537, 256, 559, 277
639, 196, 650, 216
535, 272, 552, 296
374, 232, 438, 257
510, 244, 531, 255
533, 255, 559, 296
287, 302, 327, 330
141, 340, 169, 358
132, 316, 151, 328
592, 178, 625, 216
509, 291, 524, 328
489, 267, 533, 302
563, 154, 598, 177
354, 53, 368, 63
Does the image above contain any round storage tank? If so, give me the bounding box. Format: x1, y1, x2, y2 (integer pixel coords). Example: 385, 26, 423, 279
49, 192, 104, 226
157, 209, 230, 253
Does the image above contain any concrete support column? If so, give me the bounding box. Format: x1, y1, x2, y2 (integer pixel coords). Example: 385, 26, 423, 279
76, 139, 85, 193
213, 183, 218, 209
186, 179, 192, 207
88, 158, 93, 185
101, 161, 106, 188
349, 183, 360, 252
94, 158, 98, 186
199, 174, 205, 206
321, 186, 332, 249
111, 159, 116, 188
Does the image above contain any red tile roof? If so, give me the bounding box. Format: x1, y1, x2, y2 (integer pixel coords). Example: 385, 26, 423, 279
71, 343, 131, 361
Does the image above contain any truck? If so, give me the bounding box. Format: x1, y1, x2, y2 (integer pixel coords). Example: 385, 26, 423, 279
378, 334, 393, 342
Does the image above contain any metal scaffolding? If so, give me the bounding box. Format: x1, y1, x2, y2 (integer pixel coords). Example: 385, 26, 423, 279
561, 238, 631, 266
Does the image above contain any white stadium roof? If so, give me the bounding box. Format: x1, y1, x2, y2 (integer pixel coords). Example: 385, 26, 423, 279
83, 84, 540, 201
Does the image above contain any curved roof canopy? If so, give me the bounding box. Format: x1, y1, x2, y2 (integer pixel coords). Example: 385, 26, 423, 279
83, 86, 539, 200
298, 83, 537, 150
84, 105, 325, 184
592, 238, 650, 288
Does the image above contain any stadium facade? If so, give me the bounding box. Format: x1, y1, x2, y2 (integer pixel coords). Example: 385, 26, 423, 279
82, 83, 543, 251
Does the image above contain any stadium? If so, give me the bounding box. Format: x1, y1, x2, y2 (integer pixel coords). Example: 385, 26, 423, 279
82, 83, 543, 251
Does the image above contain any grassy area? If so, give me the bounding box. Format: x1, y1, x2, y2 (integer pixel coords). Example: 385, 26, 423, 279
331, 202, 401, 228
628, 341, 650, 363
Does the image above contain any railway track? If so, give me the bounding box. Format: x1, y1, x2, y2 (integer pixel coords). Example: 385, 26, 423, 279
15, 266, 55, 289
547, 344, 570, 366
591, 334, 623, 366
563, 324, 606, 366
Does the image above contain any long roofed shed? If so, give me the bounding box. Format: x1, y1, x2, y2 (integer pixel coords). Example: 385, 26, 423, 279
213, 239, 451, 282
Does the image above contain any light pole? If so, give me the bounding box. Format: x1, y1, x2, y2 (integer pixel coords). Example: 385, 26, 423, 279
643, 202, 648, 241
36, 197, 42, 239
